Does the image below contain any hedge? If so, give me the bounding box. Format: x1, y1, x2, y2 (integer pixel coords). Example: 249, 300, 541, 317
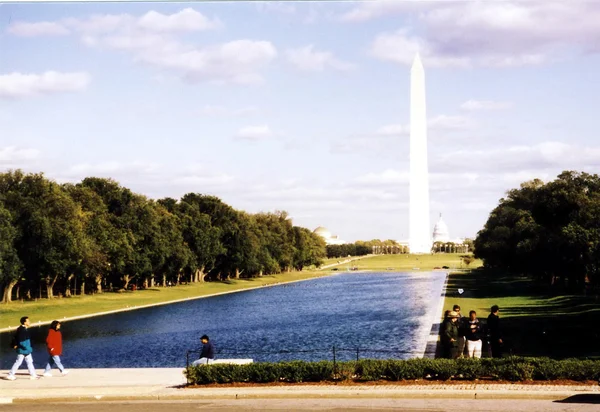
184, 357, 600, 385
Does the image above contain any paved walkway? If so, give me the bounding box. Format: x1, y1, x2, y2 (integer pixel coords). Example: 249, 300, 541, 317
1, 368, 599, 404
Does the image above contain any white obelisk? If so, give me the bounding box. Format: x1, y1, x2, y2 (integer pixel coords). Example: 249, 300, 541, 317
409, 53, 431, 254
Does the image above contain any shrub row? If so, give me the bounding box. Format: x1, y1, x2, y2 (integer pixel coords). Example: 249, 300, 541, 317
184, 357, 600, 385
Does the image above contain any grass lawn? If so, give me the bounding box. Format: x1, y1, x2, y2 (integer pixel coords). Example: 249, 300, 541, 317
0, 270, 333, 331
443, 269, 600, 358
331, 253, 482, 272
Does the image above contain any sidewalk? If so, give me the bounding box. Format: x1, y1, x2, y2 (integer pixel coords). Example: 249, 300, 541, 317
1, 368, 599, 404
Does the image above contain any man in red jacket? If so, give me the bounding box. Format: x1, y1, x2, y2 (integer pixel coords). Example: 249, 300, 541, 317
43, 320, 69, 377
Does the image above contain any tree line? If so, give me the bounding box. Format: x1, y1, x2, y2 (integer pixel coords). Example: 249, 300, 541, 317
0, 170, 328, 303
474, 170, 600, 292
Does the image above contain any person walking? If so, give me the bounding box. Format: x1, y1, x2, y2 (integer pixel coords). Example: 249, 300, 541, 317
465, 310, 483, 358
487, 305, 503, 358
6, 316, 39, 380
192, 334, 216, 366
43, 320, 69, 377
441, 311, 460, 359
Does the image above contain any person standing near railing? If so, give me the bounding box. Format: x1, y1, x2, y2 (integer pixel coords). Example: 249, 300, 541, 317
192, 334, 216, 366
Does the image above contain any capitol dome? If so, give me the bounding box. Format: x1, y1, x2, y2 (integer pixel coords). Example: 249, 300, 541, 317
432, 214, 450, 242
313, 226, 332, 238
313, 226, 346, 245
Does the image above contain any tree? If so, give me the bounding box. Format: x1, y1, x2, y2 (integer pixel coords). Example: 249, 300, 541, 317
0, 203, 23, 303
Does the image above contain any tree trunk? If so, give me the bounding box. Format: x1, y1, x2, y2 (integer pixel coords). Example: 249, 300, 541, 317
176, 272, 181, 285
45, 275, 58, 299
162, 274, 167, 287
81, 277, 86, 295
2, 279, 18, 303
150, 277, 155, 288
64, 273, 75, 297
235, 268, 240, 279
122, 274, 131, 290
143, 278, 149, 289
95, 274, 102, 293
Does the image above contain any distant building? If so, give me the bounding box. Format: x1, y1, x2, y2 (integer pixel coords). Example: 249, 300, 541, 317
432, 214, 450, 243
313, 226, 346, 245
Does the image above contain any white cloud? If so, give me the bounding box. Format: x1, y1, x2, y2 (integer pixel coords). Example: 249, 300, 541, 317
0, 71, 91, 99
0, 146, 41, 163
236, 125, 274, 141
460, 100, 513, 111
286, 45, 355, 72
7, 21, 70, 37
366, 2, 600, 68
339, 1, 428, 23
370, 29, 470, 68
429, 115, 473, 131
137, 8, 222, 32
8, 10, 273, 85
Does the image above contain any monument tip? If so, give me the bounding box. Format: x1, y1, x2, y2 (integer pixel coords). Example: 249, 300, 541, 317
411, 52, 424, 70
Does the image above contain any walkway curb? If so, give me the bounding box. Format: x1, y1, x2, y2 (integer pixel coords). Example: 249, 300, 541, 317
4, 386, 599, 403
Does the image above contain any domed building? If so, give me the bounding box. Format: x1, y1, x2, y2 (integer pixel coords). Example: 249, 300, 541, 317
313, 226, 346, 245
432, 214, 450, 243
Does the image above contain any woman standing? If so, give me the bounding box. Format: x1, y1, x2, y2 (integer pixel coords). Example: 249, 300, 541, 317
43, 321, 69, 377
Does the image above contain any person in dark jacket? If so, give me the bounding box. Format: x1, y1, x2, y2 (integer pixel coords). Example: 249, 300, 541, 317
441, 311, 460, 359
487, 305, 503, 358
465, 310, 483, 358
43, 320, 69, 377
192, 334, 216, 366
6, 316, 39, 380
454, 304, 468, 358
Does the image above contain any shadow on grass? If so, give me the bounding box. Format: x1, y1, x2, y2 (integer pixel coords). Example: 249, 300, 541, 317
555, 394, 600, 404
445, 268, 600, 359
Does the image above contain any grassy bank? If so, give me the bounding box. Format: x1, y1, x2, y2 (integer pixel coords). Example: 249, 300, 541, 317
443, 269, 600, 358
0, 270, 333, 330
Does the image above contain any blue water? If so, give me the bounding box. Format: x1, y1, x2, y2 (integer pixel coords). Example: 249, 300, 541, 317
0, 272, 445, 368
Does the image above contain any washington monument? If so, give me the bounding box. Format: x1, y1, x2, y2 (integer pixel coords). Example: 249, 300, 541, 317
409, 53, 431, 254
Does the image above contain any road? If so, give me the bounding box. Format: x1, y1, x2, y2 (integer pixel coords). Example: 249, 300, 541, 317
1, 398, 600, 412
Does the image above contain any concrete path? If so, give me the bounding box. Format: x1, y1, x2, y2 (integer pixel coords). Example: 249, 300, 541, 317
1, 368, 599, 404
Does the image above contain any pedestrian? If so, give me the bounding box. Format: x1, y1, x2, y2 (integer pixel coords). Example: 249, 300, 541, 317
487, 305, 503, 358
465, 310, 483, 358
192, 334, 216, 366
43, 320, 69, 377
453, 304, 467, 357
6, 316, 39, 380
441, 311, 460, 359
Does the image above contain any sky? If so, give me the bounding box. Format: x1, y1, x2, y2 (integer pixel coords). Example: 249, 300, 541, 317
2, 1, 600, 243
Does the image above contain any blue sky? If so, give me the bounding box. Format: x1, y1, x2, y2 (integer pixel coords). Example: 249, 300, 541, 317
2, 1, 600, 242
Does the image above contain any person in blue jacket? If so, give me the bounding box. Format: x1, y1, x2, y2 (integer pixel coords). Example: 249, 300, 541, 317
192, 334, 216, 366
6, 316, 39, 380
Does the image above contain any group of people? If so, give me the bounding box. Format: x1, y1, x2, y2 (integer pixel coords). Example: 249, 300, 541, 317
6, 316, 69, 381
441, 304, 503, 359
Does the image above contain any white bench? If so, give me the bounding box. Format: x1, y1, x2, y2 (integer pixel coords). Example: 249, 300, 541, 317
191, 358, 253, 366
